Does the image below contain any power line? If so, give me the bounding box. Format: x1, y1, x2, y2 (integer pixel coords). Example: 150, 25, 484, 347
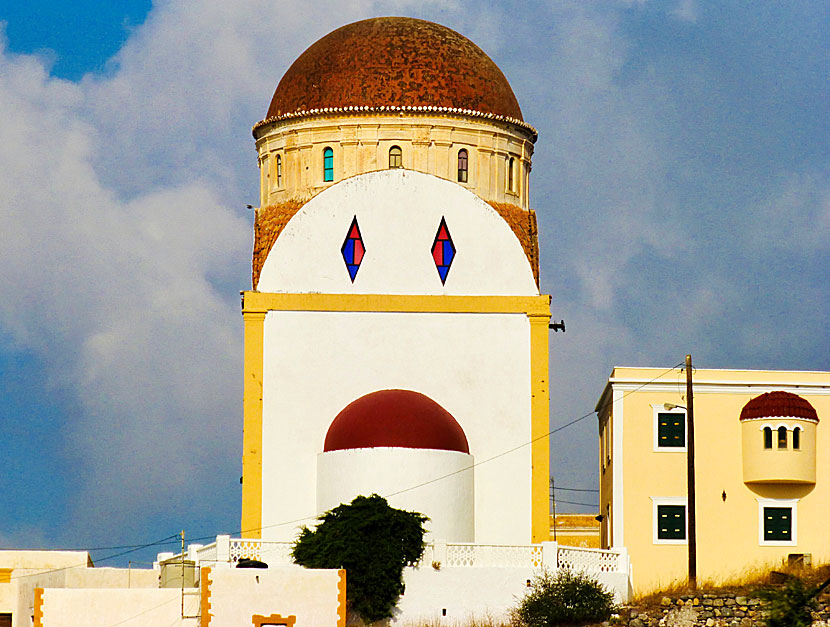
554, 487, 599, 493
25, 364, 685, 552
10, 534, 180, 581
554, 499, 599, 508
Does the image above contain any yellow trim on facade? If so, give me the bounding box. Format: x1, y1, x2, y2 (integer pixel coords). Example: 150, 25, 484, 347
242, 291, 550, 316
241, 291, 552, 542
33, 588, 44, 627
241, 313, 266, 539
200, 567, 213, 627
337, 569, 347, 627
529, 313, 551, 542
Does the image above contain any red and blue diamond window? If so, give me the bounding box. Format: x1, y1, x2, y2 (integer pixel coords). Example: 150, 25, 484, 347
341, 216, 365, 282
431, 217, 455, 284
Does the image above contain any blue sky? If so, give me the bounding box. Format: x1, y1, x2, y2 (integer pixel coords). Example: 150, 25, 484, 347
0, 0, 827, 566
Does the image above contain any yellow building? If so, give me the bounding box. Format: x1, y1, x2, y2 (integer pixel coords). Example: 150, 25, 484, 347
596, 367, 830, 594
550, 514, 601, 548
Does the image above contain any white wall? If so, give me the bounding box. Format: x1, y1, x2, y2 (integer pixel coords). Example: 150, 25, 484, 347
260, 310, 533, 544
396, 564, 533, 624
257, 169, 538, 296
317, 447, 475, 542
39, 588, 198, 627
207, 567, 342, 627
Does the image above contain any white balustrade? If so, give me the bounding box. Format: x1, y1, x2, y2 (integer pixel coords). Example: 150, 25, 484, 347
443, 543, 543, 568
556, 545, 624, 573
184, 536, 627, 578
228, 539, 294, 566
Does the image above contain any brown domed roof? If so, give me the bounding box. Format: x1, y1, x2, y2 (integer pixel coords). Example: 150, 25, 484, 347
739, 391, 819, 422
266, 17, 523, 122
324, 389, 469, 453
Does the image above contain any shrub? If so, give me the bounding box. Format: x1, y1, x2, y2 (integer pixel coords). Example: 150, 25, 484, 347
511, 569, 615, 627
291, 494, 427, 624
755, 576, 817, 627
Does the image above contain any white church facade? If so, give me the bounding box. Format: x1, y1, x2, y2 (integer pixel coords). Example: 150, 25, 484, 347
241, 16, 552, 546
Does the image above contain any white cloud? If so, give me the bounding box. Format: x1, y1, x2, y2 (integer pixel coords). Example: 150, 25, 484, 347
1, 0, 827, 538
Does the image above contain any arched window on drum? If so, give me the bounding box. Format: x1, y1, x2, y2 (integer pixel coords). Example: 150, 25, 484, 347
457, 149, 468, 183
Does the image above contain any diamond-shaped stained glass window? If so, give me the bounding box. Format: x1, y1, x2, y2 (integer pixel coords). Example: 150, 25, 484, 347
431, 217, 455, 284
341, 216, 365, 282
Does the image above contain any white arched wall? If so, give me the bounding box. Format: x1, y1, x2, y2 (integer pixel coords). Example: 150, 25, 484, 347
256, 169, 538, 296
317, 447, 475, 542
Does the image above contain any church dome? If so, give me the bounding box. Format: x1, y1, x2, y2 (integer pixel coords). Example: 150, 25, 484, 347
739, 391, 819, 422
323, 389, 470, 453
266, 17, 523, 122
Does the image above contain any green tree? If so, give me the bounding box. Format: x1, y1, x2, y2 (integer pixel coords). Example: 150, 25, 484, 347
511, 569, 616, 627
291, 494, 427, 624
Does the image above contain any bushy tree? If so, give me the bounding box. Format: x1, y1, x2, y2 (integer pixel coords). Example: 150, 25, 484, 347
511, 569, 616, 627
291, 494, 427, 624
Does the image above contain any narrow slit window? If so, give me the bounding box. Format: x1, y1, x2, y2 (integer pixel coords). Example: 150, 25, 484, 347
457, 149, 468, 182
389, 146, 402, 169
507, 156, 515, 192
793, 427, 801, 450
763, 426, 772, 449
276, 154, 282, 187
777, 426, 787, 449
323, 147, 334, 182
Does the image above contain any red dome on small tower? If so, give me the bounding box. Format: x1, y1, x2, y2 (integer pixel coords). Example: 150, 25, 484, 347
266, 17, 523, 122
739, 391, 819, 422
324, 389, 469, 453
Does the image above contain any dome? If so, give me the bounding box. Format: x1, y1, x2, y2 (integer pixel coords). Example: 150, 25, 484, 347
324, 389, 469, 453
266, 17, 523, 122
739, 391, 819, 422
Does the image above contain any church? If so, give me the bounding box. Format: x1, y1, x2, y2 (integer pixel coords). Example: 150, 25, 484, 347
6, 18, 640, 627
240, 16, 552, 545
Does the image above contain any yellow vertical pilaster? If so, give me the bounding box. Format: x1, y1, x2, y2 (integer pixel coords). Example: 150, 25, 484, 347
529, 310, 551, 543
241, 310, 266, 538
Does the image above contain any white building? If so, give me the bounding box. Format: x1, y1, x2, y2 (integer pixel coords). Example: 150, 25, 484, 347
241, 16, 552, 546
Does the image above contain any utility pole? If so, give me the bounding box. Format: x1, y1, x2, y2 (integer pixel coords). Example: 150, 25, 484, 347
180, 529, 186, 618
550, 476, 557, 541
685, 355, 697, 590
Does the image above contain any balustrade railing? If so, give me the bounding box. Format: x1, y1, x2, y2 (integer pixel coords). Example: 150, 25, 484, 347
164, 537, 628, 576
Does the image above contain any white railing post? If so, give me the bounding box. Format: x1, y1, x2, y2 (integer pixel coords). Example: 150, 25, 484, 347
216, 535, 231, 564
188, 544, 202, 565
541, 541, 558, 571
433, 540, 447, 566
617, 546, 630, 574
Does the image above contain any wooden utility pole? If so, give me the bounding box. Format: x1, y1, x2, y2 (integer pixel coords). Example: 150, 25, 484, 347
685, 354, 697, 590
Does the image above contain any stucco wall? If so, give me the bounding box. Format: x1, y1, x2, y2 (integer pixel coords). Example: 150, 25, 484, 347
260, 309, 533, 544
205, 567, 344, 627
39, 588, 198, 627
255, 113, 534, 210
317, 447, 475, 541
256, 169, 538, 296
599, 368, 830, 594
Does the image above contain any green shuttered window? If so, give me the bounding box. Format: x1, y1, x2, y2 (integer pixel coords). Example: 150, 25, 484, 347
764, 507, 791, 541
657, 505, 686, 540
658, 412, 685, 448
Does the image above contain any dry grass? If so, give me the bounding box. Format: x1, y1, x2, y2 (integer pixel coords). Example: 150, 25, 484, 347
401, 614, 510, 627
632, 560, 830, 607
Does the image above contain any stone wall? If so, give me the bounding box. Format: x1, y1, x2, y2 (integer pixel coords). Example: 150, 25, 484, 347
616, 591, 830, 627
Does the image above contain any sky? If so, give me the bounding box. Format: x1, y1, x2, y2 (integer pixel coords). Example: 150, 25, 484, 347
0, 0, 827, 566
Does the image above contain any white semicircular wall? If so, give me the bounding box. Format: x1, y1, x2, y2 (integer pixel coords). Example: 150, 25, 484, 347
256, 169, 539, 296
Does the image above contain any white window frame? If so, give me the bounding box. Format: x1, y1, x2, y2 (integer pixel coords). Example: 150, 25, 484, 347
652, 496, 687, 545
652, 404, 687, 452
758, 498, 798, 546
